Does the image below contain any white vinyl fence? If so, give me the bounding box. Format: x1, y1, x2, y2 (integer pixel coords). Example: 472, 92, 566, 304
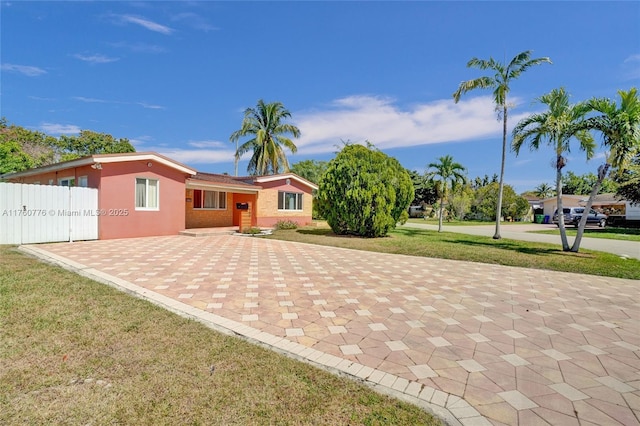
0, 182, 98, 244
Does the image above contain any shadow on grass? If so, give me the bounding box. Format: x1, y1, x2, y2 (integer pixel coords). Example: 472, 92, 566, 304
581, 227, 640, 236
297, 227, 430, 239
297, 228, 334, 236
450, 238, 593, 258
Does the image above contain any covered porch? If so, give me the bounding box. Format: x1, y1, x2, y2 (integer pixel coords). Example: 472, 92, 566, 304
185, 173, 260, 231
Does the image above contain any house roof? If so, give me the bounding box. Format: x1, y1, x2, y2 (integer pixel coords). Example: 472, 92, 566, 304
541, 193, 626, 206
240, 173, 319, 190
0, 151, 197, 178
187, 172, 261, 194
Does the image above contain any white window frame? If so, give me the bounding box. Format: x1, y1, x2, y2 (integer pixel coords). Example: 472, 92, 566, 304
278, 191, 303, 211
78, 176, 88, 187
58, 176, 75, 187
193, 189, 227, 210
135, 178, 160, 211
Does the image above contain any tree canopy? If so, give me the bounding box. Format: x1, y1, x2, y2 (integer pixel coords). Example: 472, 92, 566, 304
56, 130, 135, 161
0, 118, 136, 175
453, 50, 551, 239
427, 155, 466, 232
561, 171, 618, 195
0, 118, 57, 174
512, 87, 595, 251
472, 182, 529, 221
290, 159, 328, 184
230, 100, 300, 176
615, 154, 640, 203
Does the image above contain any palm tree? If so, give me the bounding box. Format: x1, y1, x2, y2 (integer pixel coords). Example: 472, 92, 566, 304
512, 88, 595, 251
453, 50, 551, 240
229, 100, 300, 176
427, 155, 467, 232
534, 183, 554, 199
571, 88, 640, 252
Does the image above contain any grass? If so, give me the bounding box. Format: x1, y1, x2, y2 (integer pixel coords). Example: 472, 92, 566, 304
266, 224, 640, 280
528, 226, 640, 242
0, 246, 440, 426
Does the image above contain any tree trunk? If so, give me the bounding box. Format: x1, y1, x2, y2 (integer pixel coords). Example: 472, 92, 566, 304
571, 163, 610, 252
493, 104, 507, 239
438, 196, 444, 232
555, 164, 570, 251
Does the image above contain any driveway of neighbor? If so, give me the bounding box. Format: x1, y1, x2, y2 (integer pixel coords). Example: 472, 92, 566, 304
25, 235, 640, 426
402, 222, 640, 260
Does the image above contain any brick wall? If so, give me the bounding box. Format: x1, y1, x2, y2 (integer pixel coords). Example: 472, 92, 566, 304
256, 187, 313, 219
185, 189, 233, 228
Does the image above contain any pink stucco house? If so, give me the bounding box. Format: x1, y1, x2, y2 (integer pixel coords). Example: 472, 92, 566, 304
2, 152, 317, 239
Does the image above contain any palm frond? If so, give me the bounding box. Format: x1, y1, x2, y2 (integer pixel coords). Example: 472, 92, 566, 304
452, 77, 495, 102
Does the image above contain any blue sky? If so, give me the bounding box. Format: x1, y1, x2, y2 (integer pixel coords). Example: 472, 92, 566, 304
2, 1, 639, 193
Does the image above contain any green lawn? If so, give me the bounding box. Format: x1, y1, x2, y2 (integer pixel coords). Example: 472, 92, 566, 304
528, 226, 640, 242
0, 246, 440, 426
267, 225, 640, 280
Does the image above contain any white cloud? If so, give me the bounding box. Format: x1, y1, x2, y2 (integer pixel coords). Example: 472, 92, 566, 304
39, 123, 81, 135
29, 95, 55, 101
108, 41, 165, 53
73, 53, 119, 64
119, 15, 174, 34
73, 96, 108, 103
622, 53, 640, 80
129, 135, 154, 147
1, 63, 46, 76
187, 140, 227, 149
137, 102, 165, 110
159, 148, 234, 164
171, 12, 218, 32
292, 95, 529, 155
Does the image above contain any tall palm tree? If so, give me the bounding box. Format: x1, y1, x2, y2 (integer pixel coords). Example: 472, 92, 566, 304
534, 183, 554, 199
512, 87, 595, 251
229, 100, 300, 176
453, 50, 551, 240
427, 155, 467, 232
571, 87, 640, 252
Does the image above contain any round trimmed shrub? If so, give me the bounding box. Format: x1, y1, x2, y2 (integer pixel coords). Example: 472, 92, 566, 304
317, 144, 414, 237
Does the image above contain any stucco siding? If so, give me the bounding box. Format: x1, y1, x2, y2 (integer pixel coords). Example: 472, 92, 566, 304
98, 161, 187, 239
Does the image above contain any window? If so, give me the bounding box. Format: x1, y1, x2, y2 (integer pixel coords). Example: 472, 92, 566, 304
193, 189, 226, 209
136, 178, 159, 210
78, 176, 88, 187
278, 191, 303, 210
58, 177, 75, 187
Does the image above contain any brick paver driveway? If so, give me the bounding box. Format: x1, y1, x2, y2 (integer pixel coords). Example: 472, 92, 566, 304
28, 235, 640, 426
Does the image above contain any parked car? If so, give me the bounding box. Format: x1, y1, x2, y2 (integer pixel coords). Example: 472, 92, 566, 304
408, 205, 425, 218
552, 207, 607, 228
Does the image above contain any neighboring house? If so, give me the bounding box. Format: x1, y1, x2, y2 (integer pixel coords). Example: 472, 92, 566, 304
541, 193, 626, 217
522, 195, 543, 222
1, 152, 317, 240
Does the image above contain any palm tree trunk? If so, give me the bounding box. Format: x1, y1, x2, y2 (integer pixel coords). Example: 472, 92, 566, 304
555, 164, 570, 251
571, 163, 609, 252
493, 104, 507, 239
438, 196, 444, 232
